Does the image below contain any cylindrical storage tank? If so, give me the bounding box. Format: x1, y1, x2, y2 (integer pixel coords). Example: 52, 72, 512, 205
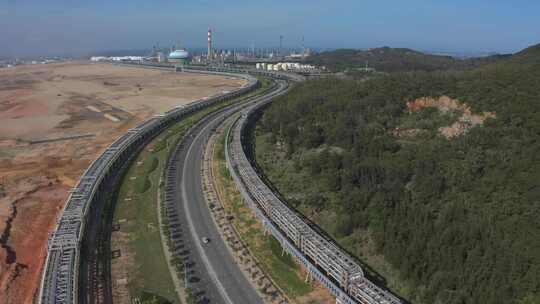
168, 49, 190, 65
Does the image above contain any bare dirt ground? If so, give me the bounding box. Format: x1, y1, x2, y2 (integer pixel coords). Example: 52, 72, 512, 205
405, 96, 495, 139
0, 61, 245, 304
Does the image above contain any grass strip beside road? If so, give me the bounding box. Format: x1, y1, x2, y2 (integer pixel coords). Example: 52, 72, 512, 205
212, 125, 313, 299
113, 119, 192, 303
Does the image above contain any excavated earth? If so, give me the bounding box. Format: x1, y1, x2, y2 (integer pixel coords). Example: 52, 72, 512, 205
0, 61, 245, 304
404, 96, 495, 139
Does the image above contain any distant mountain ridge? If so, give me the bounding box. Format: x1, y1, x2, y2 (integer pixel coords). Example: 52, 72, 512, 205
308, 46, 510, 72
507, 43, 540, 65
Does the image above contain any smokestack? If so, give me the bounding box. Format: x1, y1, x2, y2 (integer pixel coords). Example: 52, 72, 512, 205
208, 28, 213, 60
279, 35, 283, 57
302, 36, 305, 56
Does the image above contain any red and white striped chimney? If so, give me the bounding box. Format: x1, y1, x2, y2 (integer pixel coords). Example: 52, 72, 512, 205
207, 28, 213, 60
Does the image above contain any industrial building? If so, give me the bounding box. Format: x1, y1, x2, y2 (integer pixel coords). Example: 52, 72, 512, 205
168, 48, 190, 65
256, 62, 319, 72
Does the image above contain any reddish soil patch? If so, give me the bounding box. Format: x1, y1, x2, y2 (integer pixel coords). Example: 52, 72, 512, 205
0, 100, 49, 119
0, 140, 18, 148
406, 96, 496, 139
0, 179, 66, 304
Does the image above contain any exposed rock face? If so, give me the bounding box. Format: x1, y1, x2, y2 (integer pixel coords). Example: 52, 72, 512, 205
406, 96, 463, 114
405, 96, 496, 139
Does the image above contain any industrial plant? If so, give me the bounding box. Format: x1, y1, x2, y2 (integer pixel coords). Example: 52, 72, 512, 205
88, 28, 318, 71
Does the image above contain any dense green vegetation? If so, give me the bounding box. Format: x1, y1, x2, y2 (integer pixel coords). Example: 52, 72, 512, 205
307, 47, 509, 72
139, 291, 173, 304
255, 43, 540, 304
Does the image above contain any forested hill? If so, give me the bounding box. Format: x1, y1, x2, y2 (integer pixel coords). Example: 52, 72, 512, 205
254, 43, 540, 304
509, 43, 540, 65
307, 47, 509, 72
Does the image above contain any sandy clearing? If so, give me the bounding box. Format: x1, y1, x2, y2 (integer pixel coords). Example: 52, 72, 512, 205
0, 99, 50, 119
103, 113, 120, 122
0, 62, 245, 140
86, 105, 102, 112
0, 115, 70, 139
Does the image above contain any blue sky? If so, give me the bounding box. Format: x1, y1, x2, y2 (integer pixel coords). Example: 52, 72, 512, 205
1, 0, 539, 57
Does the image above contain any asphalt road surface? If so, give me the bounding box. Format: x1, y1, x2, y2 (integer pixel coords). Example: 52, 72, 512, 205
167, 82, 288, 303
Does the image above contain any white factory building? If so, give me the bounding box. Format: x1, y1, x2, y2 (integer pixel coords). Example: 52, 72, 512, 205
90, 56, 144, 62
255, 62, 317, 72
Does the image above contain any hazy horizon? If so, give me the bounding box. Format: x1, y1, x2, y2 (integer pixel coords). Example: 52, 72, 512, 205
2, 0, 540, 58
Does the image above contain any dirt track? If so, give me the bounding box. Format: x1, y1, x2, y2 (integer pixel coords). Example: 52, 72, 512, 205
0, 61, 245, 304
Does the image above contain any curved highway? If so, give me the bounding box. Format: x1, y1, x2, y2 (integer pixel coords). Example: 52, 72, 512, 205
37, 67, 261, 304
164, 79, 289, 303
